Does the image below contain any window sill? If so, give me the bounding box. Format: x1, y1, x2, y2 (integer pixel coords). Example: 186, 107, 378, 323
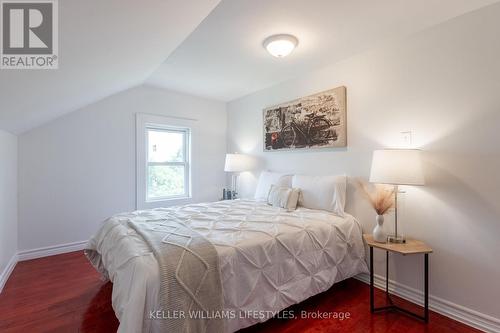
147, 195, 192, 203
139, 196, 193, 210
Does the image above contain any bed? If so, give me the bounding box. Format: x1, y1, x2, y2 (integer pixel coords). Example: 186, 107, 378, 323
85, 199, 368, 333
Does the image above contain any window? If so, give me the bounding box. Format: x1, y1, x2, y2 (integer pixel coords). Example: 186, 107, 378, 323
146, 127, 190, 201
136, 113, 194, 209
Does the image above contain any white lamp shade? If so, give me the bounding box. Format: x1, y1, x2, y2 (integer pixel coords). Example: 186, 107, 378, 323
224, 153, 251, 172
369, 149, 424, 186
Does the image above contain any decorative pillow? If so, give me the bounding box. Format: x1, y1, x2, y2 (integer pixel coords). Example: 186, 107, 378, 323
292, 174, 347, 216
267, 185, 301, 211
254, 171, 293, 201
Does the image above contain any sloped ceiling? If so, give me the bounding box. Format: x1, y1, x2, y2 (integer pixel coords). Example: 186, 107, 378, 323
0, 0, 221, 134
1, 0, 498, 134
146, 0, 499, 101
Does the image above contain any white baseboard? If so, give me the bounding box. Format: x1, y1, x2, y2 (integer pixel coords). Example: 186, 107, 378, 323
0, 254, 18, 293
17, 240, 88, 261
355, 273, 500, 333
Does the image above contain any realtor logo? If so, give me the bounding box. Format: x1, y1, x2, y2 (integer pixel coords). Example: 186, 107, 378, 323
1, 0, 58, 69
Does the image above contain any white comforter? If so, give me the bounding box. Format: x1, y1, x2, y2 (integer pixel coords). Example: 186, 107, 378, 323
87, 199, 368, 333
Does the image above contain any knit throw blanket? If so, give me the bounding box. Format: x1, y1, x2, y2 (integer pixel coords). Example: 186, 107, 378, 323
128, 219, 224, 333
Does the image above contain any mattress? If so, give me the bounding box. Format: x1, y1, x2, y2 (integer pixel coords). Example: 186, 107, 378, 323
86, 199, 368, 333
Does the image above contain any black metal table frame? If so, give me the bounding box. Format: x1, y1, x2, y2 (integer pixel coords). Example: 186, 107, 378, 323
369, 247, 429, 322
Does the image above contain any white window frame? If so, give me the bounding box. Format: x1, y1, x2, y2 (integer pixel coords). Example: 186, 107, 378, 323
136, 113, 196, 209
146, 126, 191, 201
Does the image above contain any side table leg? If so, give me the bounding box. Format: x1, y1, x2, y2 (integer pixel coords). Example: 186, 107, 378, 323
370, 246, 374, 312
424, 253, 429, 322
386, 251, 389, 295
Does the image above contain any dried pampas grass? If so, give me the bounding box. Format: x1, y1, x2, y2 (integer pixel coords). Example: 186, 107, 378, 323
358, 179, 395, 215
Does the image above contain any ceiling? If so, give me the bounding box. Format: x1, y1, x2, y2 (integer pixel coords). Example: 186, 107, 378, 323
0, 0, 221, 134
1, 0, 498, 134
146, 0, 499, 101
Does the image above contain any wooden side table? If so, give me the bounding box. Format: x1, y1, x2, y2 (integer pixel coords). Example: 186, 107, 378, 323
363, 234, 433, 322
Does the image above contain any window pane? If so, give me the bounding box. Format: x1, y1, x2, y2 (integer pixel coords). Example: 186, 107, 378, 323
148, 129, 184, 163
148, 165, 185, 199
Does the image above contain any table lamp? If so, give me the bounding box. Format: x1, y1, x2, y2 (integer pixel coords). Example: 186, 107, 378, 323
224, 153, 251, 199
369, 149, 424, 243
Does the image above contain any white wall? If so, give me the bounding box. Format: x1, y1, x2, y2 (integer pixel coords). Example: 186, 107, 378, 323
18, 85, 227, 251
227, 3, 500, 324
0, 130, 17, 286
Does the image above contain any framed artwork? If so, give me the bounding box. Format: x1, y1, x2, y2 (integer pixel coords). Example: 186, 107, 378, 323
263, 86, 346, 151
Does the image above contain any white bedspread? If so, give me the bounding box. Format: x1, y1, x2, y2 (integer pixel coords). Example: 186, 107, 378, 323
86, 199, 368, 333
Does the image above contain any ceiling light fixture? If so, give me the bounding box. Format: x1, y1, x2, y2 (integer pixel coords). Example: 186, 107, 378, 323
263, 34, 298, 58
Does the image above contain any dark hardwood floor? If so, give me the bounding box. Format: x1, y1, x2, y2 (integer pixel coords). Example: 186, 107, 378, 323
0, 251, 481, 333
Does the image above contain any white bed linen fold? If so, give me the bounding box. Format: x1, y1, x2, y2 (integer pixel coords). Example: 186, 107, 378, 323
86, 199, 368, 333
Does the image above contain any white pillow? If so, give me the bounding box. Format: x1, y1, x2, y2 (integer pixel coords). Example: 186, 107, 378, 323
254, 171, 293, 201
267, 185, 301, 211
292, 174, 347, 216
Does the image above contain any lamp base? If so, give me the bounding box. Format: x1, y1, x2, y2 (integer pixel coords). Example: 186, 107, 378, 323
387, 234, 406, 244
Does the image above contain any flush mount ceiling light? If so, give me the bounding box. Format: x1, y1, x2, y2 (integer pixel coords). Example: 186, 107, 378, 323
263, 34, 299, 58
